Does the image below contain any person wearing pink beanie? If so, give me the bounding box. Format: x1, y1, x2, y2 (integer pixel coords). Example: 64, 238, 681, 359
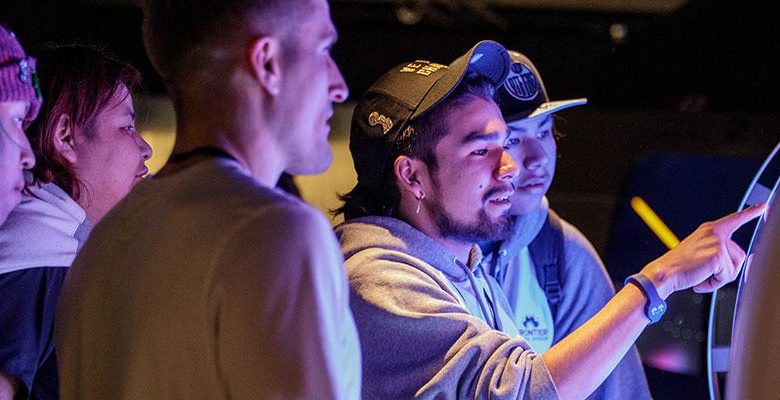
0, 23, 38, 229
0, 23, 39, 399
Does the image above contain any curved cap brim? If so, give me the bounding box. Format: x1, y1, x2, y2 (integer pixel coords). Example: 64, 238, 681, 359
527, 98, 588, 119
411, 40, 510, 120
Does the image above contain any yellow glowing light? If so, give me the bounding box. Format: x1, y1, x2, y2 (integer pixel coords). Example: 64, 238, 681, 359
140, 130, 175, 175
630, 196, 681, 249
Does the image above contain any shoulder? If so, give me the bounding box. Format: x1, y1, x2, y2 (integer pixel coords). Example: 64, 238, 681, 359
558, 217, 595, 252
552, 212, 615, 291
243, 197, 334, 244
211, 199, 344, 295
551, 212, 600, 262
200, 161, 336, 242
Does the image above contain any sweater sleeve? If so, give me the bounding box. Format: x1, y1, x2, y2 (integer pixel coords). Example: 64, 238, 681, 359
0, 268, 66, 399
212, 203, 361, 400
556, 219, 652, 400
346, 248, 559, 400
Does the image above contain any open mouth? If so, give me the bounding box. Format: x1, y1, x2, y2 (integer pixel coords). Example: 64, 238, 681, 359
486, 187, 515, 206
488, 194, 511, 205
135, 167, 149, 179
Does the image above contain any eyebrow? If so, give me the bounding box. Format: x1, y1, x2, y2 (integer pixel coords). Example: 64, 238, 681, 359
461, 130, 504, 145
508, 116, 553, 135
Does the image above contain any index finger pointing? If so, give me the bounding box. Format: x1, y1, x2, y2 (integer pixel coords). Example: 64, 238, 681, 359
713, 202, 768, 235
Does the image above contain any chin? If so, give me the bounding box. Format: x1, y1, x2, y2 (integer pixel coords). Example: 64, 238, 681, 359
290, 149, 333, 176
510, 197, 543, 215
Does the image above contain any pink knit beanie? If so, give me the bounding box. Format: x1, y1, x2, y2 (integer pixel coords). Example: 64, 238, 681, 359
0, 24, 41, 121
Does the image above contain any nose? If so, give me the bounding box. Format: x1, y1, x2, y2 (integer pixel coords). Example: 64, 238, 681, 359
19, 134, 35, 170
137, 134, 153, 161
329, 59, 349, 103
522, 139, 549, 170
495, 149, 519, 182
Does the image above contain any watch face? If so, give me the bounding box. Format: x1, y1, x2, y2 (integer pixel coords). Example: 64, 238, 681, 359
708, 141, 779, 400
649, 303, 667, 322
625, 274, 666, 324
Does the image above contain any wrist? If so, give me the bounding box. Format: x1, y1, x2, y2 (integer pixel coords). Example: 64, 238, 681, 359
640, 262, 672, 300
625, 273, 667, 324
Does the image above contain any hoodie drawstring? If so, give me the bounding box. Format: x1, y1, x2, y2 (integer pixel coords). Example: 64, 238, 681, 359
451, 244, 503, 331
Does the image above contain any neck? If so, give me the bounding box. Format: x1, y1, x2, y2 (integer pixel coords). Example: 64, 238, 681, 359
158, 89, 284, 188
399, 205, 473, 263
80, 198, 108, 225
436, 237, 473, 266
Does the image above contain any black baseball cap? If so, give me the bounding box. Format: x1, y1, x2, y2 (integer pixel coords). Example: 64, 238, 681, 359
496, 50, 587, 122
350, 40, 511, 195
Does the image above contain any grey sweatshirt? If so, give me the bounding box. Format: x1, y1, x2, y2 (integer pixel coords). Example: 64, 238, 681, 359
336, 216, 560, 400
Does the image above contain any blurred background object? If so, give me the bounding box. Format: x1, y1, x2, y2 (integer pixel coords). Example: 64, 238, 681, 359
725, 183, 780, 400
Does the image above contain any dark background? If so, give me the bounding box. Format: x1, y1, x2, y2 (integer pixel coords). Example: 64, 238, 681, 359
5, 0, 779, 112
4, 1, 779, 398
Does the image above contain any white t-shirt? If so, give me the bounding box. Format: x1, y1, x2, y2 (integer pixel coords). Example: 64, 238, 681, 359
501, 246, 554, 352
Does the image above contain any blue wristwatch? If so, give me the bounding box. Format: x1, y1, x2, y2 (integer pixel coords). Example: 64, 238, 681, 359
625, 273, 667, 324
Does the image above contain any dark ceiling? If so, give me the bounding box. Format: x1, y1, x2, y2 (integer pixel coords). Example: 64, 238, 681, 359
4, 0, 779, 113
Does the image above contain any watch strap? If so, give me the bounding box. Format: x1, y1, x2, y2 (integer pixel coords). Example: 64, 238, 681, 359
625, 273, 667, 324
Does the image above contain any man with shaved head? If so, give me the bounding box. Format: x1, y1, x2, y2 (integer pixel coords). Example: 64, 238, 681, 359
55, 1, 361, 398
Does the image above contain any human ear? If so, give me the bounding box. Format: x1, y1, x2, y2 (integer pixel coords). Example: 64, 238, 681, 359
248, 36, 281, 96
393, 155, 427, 200
52, 114, 77, 164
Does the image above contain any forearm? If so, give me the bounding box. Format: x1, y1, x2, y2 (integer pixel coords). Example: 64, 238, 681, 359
542, 283, 648, 400
0, 372, 17, 400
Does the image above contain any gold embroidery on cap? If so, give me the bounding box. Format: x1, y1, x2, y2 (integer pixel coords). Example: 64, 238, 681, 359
368, 111, 393, 135
400, 61, 448, 76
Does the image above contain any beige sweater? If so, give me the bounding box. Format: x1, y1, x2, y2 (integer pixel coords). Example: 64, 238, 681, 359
56, 158, 361, 399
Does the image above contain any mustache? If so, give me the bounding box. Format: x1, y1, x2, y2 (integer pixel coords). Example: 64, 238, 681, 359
482, 183, 515, 202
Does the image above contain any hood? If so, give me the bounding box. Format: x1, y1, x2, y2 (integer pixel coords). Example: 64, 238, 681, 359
335, 216, 471, 282
500, 196, 550, 252
0, 182, 92, 274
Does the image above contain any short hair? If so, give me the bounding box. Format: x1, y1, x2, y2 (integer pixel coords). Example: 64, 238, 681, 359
335, 75, 496, 220
26, 44, 141, 200
139, 0, 309, 89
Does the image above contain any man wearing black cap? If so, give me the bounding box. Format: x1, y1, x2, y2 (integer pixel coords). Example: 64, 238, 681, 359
336, 40, 763, 399
482, 50, 651, 399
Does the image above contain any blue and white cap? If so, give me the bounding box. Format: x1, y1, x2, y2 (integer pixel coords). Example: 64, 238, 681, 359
496, 50, 587, 122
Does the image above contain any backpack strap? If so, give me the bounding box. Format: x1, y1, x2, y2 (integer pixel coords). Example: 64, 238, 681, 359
528, 209, 565, 319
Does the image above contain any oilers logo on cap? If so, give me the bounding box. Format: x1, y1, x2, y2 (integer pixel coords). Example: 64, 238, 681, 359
504, 63, 541, 101
497, 50, 587, 121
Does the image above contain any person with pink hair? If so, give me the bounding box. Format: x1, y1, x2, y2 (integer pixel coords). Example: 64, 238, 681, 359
0, 43, 152, 400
